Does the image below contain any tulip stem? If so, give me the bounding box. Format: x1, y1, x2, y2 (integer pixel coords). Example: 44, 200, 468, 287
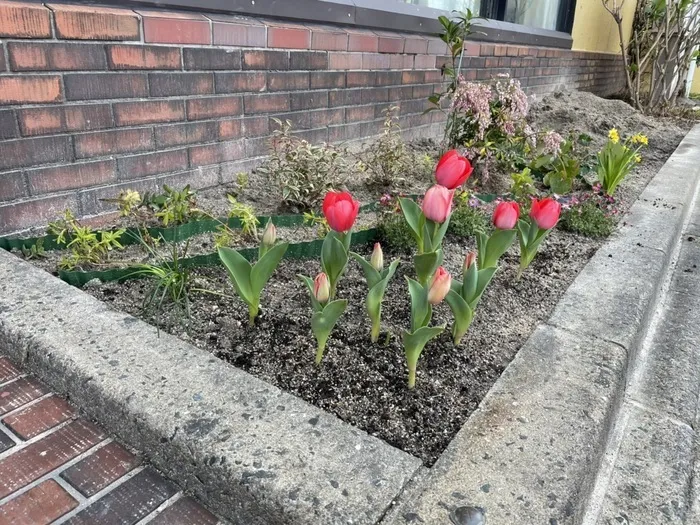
371, 319, 380, 343
408, 365, 417, 389
315, 342, 326, 365
248, 304, 259, 327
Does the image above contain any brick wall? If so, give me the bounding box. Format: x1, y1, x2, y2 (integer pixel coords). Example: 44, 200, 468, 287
0, 1, 625, 234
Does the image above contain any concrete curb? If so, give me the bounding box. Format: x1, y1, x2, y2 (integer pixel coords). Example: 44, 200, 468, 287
385, 124, 700, 524
0, 252, 422, 524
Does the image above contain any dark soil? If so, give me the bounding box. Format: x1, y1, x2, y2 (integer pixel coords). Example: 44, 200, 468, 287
84, 229, 599, 465
26, 90, 697, 464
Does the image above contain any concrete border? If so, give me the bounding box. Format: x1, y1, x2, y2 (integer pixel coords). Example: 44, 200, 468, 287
385, 124, 700, 524
0, 253, 422, 524
0, 125, 698, 524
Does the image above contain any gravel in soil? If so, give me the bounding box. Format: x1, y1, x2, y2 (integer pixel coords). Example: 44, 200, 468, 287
30, 90, 697, 464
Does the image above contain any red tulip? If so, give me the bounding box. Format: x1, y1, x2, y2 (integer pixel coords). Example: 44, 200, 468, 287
422, 185, 454, 223
313, 272, 330, 304
492, 201, 520, 230
530, 198, 561, 230
463, 251, 477, 273
427, 267, 451, 305
435, 150, 473, 190
322, 191, 360, 233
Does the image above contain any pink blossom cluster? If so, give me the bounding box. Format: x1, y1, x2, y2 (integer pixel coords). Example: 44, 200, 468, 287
541, 131, 565, 156
451, 78, 493, 140
494, 77, 529, 137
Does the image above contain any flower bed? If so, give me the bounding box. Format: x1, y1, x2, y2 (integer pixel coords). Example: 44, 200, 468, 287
2, 73, 694, 465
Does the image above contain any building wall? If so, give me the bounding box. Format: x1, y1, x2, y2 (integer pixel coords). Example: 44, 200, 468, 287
691, 67, 700, 95
0, 1, 626, 234
571, 0, 638, 54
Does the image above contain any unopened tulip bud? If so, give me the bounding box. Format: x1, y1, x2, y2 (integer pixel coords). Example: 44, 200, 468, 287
463, 251, 477, 273
427, 266, 451, 305
313, 272, 330, 304
262, 221, 276, 246
370, 243, 384, 272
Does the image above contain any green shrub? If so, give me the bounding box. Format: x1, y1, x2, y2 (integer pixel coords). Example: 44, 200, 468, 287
559, 201, 614, 238
448, 205, 489, 237
378, 213, 414, 253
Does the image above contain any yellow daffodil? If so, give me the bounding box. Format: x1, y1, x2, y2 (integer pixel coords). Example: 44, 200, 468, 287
635, 154, 642, 163
608, 128, 620, 144
630, 133, 648, 146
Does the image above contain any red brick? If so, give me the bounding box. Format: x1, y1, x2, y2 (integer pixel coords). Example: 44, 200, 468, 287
0, 358, 20, 384
0, 194, 78, 234
427, 38, 447, 55
290, 51, 328, 70
243, 93, 290, 114
241, 116, 269, 137
114, 100, 185, 126
0, 419, 105, 499
218, 119, 243, 140
389, 54, 414, 70
378, 35, 404, 54
0, 136, 72, 170
347, 71, 375, 88
149, 72, 214, 97
290, 90, 328, 110
8, 42, 106, 71
328, 52, 362, 70
160, 167, 219, 191
0, 171, 25, 202
311, 29, 348, 51
63, 73, 148, 101
0, 2, 51, 38
0, 377, 44, 416
143, 16, 211, 45
361, 87, 388, 104
309, 108, 343, 127
414, 54, 436, 69
49, 4, 140, 41
184, 48, 241, 70
107, 45, 181, 70
241, 50, 289, 70
18, 104, 113, 136
362, 53, 391, 70
402, 71, 425, 84
348, 32, 378, 52
189, 140, 245, 167
480, 44, 495, 56
389, 85, 414, 102
268, 26, 310, 49
3, 396, 74, 440
310, 71, 345, 89
27, 159, 116, 194
329, 88, 362, 107
463, 42, 480, 56
0, 430, 14, 454
155, 121, 218, 148
74, 128, 154, 158
59, 441, 139, 497
0, 45, 5, 72
187, 95, 242, 120
0, 76, 62, 105
404, 37, 428, 55
212, 21, 266, 47
67, 468, 177, 525
376, 71, 402, 86
494, 45, 507, 57
345, 105, 375, 122
117, 149, 188, 179
268, 72, 309, 92
0, 110, 18, 140
0, 480, 78, 525
215, 72, 266, 94
149, 497, 219, 525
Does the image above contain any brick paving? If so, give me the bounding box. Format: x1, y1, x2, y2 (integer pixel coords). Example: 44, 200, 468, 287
0, 356, 222, 525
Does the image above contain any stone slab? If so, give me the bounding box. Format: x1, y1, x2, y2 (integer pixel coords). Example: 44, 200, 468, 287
596, 406, 695, 525
0, 250, 421, 525
386, 325, 628, 525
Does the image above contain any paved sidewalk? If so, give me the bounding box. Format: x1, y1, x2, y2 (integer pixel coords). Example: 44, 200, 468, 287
0, 356, 222, 525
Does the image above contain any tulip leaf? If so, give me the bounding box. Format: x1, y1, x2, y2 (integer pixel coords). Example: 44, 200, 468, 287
350, 252, 382, 289
218, 247, 254, 306
445, 290, 474, 345
431, 214, 452, 250
450, 278, 463, 293
476, 232, 488, 269
414, 249, 442, 286
250, 242, 288, 297
321, 232, 349, 292
311, 299, 347, 363
406, 277, 432, 332
403, 325, 445, 387
470, 267, 497, 309
366, 259, 400, 321
297, 274, 321, 312
463, 259, 479, 302
482, 229, 516, 269
399, 197, 425, 249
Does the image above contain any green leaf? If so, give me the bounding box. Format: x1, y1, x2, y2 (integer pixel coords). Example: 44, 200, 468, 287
462, 260, 478, 302
476, 232, 488, 269
297, 274, 321, 312
350, 252, 382, 289
470, 267, 497, 309
407, 277, 432, 332
413, 249, 442, 286
445, 290, 474, 345
399, 198, 425, 250
251, 243, 288, 297
402, 325, 445, 385
430, 215, 451, 251
311, 299, 347, 363
321, 232, 349, 288
482, 229, 516, 269
218, 247, 254, 306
